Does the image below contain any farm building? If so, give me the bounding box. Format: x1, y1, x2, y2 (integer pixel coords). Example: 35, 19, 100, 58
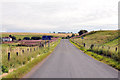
2, 37, 12, 42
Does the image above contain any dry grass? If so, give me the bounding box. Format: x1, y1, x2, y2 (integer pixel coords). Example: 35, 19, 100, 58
1, 32, 72, 37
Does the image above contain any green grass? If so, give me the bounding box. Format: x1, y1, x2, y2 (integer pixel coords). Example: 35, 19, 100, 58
2, 34, 42, 40
103, 37, 119, 46
75, 30, 119, 45
1, 39, 59, 70
70, 39, 120, 71
1, 32, 72, 39
2, 39, 61, 79
72, 30, 119, 61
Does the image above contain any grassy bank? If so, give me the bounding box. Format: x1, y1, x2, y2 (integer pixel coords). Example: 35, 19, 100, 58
2, 39, 61, 79
70, 39, 120, 71
72, 30, 119, 63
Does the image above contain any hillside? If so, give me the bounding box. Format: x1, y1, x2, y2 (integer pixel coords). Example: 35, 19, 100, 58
75, 30, 119, 47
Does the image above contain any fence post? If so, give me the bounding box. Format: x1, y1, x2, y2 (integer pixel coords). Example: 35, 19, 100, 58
30, 48, 32, 52
8, 52, 10, 61
34, 48, 35, 51
22, 50, 24, 53
107, 46, 110, 57
90, 44, 94, 50
27, 48, 29, 51
16, 52, 18, 56
102, 46, 104, 49
40, 42, 41, 47
48, 41, 50, 47
115, 47, 117, 51
84, 43, 85, 47
45, 40, 46, 47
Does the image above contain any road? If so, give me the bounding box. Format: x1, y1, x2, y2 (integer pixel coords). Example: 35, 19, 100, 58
24, 39, 118, 78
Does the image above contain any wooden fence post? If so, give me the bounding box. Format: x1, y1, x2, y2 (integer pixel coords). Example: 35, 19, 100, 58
8, 52, 10, 61
22, 50, 24, 53
106, 46, 110, 57
84, 43, 85, 47
90, 44, 94, 50
34, 48, 35, 51
16, 52, 18, 56
115, 47, 117, 51
27, 48, 29, 51
102, 46, 104, 49
45, 40, 46, 47
40, 42, 41, 47
48, 41, 50, 47
30, 48, 32, 52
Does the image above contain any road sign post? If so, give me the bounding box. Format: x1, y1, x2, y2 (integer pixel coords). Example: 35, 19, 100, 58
42, 36, 51, 48
45, 40, 46, 47
81, 37, 84, 44
16, 52, 18, 56
8, 52, 10, 61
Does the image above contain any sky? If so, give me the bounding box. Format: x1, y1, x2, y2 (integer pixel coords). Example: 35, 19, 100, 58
0, 0, 119, 33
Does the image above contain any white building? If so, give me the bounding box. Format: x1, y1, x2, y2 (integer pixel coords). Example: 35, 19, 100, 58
2, 37, 12, 42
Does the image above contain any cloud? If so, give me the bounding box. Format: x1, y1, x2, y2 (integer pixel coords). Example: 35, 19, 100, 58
1, 0, 119, 32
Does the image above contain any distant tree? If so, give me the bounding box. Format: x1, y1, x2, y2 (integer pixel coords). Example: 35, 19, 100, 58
66, 35, 70, 39
9, 35, 12, 37
31, 37, 41, 40
62, 37, 65, 39
23, 37, 30, 40
11, 36, 16, 41
71, 34, 75, 37
18, 38, 21, 41
9, 35, 16, 41
78, 30, 88, 36
51, 36, 54, 38
53, 32, 55, 33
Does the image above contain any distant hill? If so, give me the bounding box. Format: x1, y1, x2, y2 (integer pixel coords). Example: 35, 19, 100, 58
1, 32, 72, 40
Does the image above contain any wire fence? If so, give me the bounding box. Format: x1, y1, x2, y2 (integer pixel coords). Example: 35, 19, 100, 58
71, 39, 119, 61
2, 40, 58, 69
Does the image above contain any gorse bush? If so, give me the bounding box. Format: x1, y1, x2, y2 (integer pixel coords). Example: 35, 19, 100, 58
2, 65, 8, 73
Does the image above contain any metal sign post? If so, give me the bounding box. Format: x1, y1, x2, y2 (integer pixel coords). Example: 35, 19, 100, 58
48, 40, 50, 47
8, 52, 10, 61
45, 40, 46, 47
42, 36, 51, 48
81, 37, 84, 44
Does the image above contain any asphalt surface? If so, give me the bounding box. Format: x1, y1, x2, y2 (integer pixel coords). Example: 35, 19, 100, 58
24, 39, 118, 78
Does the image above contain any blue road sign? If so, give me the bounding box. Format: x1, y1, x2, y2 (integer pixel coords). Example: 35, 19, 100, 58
42, 36, 51, 40
81, 37, 84, 39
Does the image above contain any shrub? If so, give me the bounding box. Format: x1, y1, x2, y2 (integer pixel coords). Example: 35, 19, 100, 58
71, 34, 75, 37
78, 30, 88, 36
9, 35, 16, 41
31, 37, 41, 40
98, 50, 103, 55
23, 37, 30, 40
2, 65, 8, 73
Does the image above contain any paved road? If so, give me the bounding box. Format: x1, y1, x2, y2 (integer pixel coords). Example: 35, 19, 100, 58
24, 39, 118, 78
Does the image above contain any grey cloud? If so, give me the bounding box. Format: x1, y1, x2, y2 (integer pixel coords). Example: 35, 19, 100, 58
1, 0, 119, 32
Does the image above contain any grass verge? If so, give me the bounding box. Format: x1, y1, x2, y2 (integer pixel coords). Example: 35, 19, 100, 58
2, 39, 61, 79
69, 39, 120, 71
